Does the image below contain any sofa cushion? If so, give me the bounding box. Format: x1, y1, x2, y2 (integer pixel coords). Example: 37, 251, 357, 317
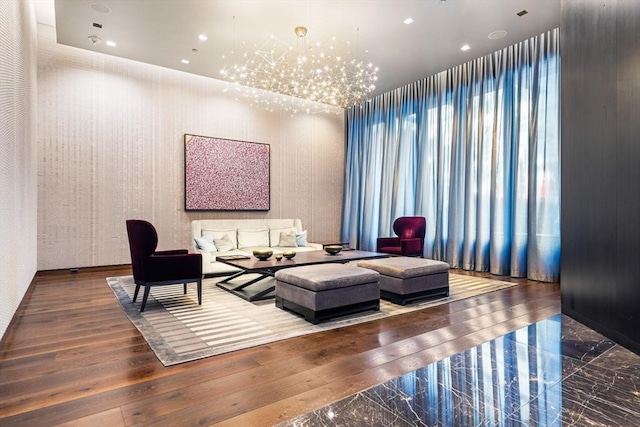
270, 227, 298, 246
238, 228, 269, 248
271, 245, 317, 253
279, 231, 298, 247
213, 234, 235, 252
194, 235, 217, 252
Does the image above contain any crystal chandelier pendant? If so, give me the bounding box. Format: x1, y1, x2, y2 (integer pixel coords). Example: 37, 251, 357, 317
220, 26, 379, 114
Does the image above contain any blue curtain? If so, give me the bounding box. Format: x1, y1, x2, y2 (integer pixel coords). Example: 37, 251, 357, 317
342, 29, 560, 282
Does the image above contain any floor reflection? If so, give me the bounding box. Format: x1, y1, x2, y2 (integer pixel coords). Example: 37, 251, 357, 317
280, 314, 640, 426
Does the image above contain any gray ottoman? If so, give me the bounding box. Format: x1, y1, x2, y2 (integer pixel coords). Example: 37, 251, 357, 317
275, 264, 380, 324
357, 257, 449, 305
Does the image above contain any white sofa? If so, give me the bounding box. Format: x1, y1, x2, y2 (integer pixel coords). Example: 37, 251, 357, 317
191, 219, 322, 276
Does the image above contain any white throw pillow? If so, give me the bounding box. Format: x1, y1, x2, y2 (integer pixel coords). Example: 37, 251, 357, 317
202, 229, 237, 248
194, 235, 217, 252
296, 230, 308, 247
237, 228, 270, 248
269, 227, 298, 247
212, 234, 235, 252
278, 231, 298, 247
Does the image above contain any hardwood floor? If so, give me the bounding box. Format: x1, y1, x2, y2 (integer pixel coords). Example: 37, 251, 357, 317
0, 266, 560, 426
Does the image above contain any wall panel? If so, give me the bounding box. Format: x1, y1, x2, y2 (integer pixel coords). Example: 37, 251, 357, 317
0, 1, 38, 340
37, 24, 344, 271
614, 0, 640, 343
561, 0, 640, 353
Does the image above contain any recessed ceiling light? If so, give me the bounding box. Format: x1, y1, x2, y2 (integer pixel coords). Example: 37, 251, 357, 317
106, 40, 116, 47
89, 3, 111, 14
488, 30, 507, 40
181, 59, 189, 64
403, 18, 414, 25
461, 45, 471, 51
199, 34, 208, 41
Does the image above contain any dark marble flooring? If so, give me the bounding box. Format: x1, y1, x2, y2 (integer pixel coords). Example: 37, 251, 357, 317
280, 314, 640, 426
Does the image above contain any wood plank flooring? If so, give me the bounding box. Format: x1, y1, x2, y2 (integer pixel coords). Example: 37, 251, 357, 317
0, 266, 560, 426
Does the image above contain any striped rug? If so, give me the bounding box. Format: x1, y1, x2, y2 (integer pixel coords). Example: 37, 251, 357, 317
107, 273, 516, 366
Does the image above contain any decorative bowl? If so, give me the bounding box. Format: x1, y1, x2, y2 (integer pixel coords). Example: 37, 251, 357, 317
324, 245, 343, 255
282, 250, 296, 259
252, 248, 273, 261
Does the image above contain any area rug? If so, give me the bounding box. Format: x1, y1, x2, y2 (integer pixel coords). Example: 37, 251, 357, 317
107, 274, 516, 366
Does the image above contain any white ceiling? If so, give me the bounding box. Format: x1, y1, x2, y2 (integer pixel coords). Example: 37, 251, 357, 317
39, 0, 560, 101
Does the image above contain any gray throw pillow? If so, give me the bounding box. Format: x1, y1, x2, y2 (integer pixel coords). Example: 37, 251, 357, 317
212, 234, 235, 252
279, 231, 298, 247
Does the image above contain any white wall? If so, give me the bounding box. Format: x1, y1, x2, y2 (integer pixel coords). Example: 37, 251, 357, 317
36, 24, 345, 271
0, 1, 38, 340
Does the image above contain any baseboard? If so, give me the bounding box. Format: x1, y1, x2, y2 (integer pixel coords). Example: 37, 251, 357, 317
36, 264, 132, 277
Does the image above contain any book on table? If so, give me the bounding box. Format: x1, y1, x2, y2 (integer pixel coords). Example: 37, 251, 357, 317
216, 254, 251, 261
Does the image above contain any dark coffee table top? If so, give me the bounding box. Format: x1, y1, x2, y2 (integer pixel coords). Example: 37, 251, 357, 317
217, 249, 389, 273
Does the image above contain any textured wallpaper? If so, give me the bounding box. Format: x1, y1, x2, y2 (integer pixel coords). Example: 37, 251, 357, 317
0, 1, 38, 340
36, 25, 345, 271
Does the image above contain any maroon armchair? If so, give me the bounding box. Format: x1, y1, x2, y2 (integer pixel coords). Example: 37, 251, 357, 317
376, 216, 426, 257
126, 220, 203, 312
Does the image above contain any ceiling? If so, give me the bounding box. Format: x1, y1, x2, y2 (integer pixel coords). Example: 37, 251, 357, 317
40, 0, 560, 102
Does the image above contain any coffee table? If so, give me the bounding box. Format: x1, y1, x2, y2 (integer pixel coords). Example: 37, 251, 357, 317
216, 250, 389, 301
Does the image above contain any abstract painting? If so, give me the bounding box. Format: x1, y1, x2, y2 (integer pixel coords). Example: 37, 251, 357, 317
184, 134, 270, 211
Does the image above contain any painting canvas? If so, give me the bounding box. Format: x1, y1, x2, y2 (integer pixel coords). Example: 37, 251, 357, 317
184, 134, 270, 211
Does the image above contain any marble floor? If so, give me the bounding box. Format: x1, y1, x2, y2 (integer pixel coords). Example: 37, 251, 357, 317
280, 314, 640, 426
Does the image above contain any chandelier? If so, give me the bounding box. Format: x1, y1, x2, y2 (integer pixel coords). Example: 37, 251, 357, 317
219, 26, 379, 113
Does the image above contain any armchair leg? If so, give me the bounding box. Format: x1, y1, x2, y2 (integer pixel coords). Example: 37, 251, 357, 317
140, 286, 151, 312
135, 280, 201, 312
133, 284, 141, 302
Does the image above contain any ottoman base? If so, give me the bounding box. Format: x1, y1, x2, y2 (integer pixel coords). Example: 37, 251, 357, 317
275, 296, 380, 324
378, 272, 449, 305
380, 287, 449, 306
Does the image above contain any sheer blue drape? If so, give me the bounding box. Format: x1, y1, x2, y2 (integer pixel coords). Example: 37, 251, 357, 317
342, 29, 560, 282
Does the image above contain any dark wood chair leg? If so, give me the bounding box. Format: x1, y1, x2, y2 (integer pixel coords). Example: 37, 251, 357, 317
140, 286, 151, 312
133, 284, 141, 302
197, 280, 202, 305
183, 284, 187, 294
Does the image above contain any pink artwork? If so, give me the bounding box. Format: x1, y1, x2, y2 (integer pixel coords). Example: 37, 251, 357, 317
184, 134, 270, 210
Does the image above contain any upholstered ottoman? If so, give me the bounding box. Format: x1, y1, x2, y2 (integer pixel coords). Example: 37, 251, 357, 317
357, 257, 449, 305
275, 264, 380, 324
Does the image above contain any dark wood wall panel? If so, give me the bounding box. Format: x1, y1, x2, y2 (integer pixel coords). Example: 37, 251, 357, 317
561, 0, 640, 353
614, 0, 640, 342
